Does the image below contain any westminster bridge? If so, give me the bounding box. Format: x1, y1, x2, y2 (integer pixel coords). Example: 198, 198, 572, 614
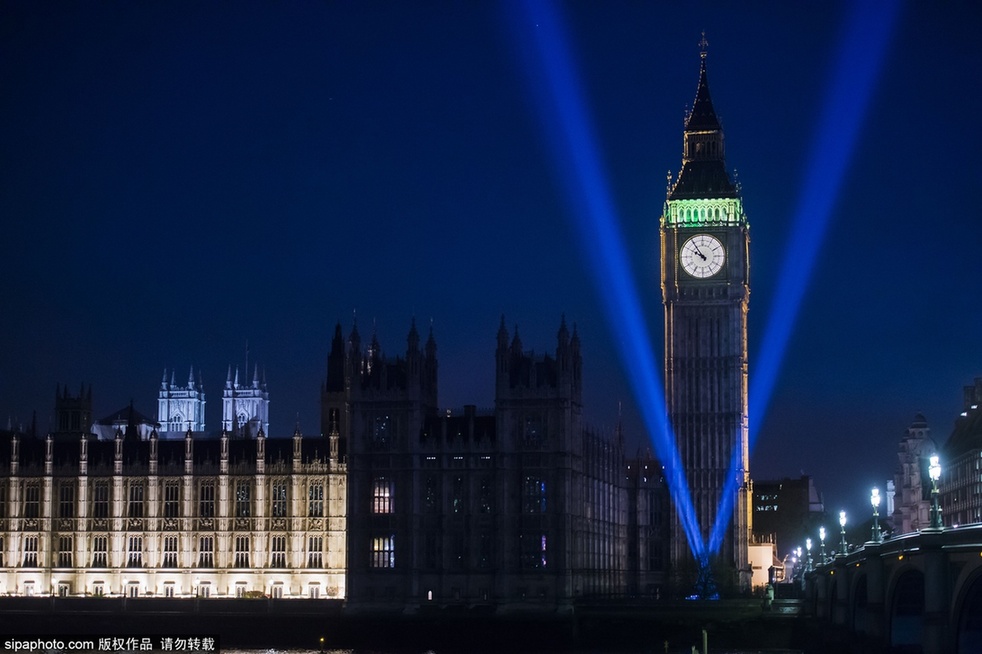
804, 524, 982, 653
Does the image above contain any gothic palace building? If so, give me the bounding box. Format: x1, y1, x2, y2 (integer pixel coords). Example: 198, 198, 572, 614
0, 318, 667, 606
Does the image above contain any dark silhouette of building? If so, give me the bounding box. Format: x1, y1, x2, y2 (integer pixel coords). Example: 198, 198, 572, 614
328, 317, 639, 609
54, 384, 92, 435
624, 453, 669, 596
752, 475, 825, 560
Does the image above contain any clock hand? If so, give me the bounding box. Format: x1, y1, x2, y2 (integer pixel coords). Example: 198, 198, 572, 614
691, 245, 707, 261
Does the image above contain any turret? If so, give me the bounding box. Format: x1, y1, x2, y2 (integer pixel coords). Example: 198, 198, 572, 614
557, 314, 570, 373
256, 427, 266, 475
114, 427, 123, 475
149, 427, 158, 476
324, 323, 346, 393
292, 425, 302, 469
184, 425, 194, 475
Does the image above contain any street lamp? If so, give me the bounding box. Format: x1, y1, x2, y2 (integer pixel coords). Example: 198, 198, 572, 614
929, 454, 943, 529
805, 537, 813, 572
870, 487, 882, 542
839, 510, 847, 555
819, 526, 827, 563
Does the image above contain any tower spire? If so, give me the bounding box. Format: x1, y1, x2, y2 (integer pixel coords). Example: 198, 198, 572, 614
667, 37, 737, 203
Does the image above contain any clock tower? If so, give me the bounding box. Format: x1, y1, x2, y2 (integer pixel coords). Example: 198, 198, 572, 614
661, 43, 751, 582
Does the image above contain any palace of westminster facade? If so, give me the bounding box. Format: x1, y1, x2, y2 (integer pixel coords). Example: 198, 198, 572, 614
0, 318, 667, 606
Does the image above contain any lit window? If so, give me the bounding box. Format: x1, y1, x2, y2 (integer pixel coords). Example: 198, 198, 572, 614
234, 536, 250, 568
128, 483, 144, 518
23, 484, 40, 519
307, 536, 323, 568
270, 536, 287, 568
164, 483, 180, 518
270, 482, 288, 517
93, 483, 109, 518
371, 535, 395, 568
22, 536, 38, 567
198, 537, 214, 568
308, 484, 324, 517
59, 484, 75, 518
91, 537, 108, 567
235, 482, 251, 518
372, 477, 393, 514
127, 536, 143, 567
162, 536, 178, 568
198, 482, 215, 518
58, 536, 73, 567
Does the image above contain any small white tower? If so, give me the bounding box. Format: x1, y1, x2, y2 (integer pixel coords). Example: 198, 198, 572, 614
158, 367, 206, 433
222, 365, 269, 438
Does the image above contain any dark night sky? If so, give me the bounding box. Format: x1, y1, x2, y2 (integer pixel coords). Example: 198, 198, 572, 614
2, 2, 980, 535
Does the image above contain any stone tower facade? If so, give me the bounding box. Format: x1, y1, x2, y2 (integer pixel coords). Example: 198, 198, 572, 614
660, 47, 751, 580
157, 368, 206, 433
892, 413, 937, 534
222, 366, 269, 438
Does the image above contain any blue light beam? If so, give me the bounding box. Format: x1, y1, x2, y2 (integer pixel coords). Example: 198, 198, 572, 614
708, 0, 903, 554
503, 0, 706, 558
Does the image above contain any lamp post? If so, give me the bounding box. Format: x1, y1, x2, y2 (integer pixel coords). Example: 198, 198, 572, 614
819, 526, 827, 564
870, 487, 882, 543
929, 454, 943, 529
839, 510, 847, 555
805, 538, 813, 572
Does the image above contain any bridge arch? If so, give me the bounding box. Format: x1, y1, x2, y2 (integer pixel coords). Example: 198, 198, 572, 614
953, 567, 982, 654
827, 576, 838, 623
851, 573, 867, 636
889, 568, 925, 650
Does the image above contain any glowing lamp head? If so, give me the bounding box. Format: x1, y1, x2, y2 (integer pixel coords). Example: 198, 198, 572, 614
820, 526, 826, 541
839, 510, 847, 528
796, 546, 802, 558
929, 454, 941, 482
806, 538, 812, 552
871, 487, 880, 508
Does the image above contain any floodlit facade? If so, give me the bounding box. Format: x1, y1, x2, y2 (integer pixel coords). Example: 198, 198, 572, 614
891, 413, 937, 534
0, 387, 345, 599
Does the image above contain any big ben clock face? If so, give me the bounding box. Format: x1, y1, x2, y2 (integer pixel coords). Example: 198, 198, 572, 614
680, 234, 725, 278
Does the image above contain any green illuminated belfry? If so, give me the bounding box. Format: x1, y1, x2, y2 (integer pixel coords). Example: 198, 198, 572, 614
660, 41, 752, 587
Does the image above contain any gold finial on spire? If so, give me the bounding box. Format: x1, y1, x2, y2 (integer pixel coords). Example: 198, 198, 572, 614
699, 31, 709, 60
